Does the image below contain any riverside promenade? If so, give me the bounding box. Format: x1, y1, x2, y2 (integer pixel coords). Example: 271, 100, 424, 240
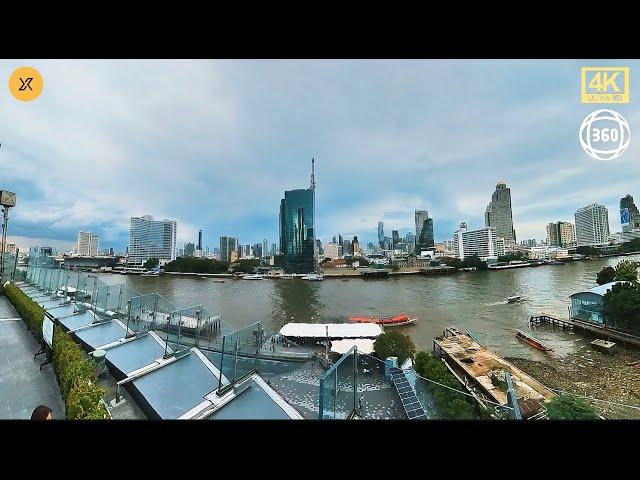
0, 295, 65, 420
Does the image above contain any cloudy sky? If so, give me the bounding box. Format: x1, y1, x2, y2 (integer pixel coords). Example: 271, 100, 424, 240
2, 59, 639, 253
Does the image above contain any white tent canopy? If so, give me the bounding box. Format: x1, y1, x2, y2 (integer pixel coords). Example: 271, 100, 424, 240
329, 339, 376, 355
279, 323, 383, 339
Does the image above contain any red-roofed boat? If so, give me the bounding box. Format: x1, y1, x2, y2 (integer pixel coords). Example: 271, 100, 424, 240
348, 315, 418, 327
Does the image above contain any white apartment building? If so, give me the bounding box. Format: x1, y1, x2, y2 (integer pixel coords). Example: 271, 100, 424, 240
129, 215, 177, 265
574, 204, 610, 246
76, 231, 99, 256
453, 224, 498, 261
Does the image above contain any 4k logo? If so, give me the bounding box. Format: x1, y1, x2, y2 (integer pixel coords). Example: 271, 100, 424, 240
581, 67, 629, 103
18, 77, 33, 91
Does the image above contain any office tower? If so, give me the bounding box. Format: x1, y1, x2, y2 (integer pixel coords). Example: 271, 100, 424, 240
352, 236, 359, 255
198, 230, 202, 251
76, 231, 93, 256
485, 181, 516, 245
219, 236, 237, 262
271, 243, 277, 256
546, 222, 576, 247
620, 194, 640, 232
378, 221, 385, 248
263, 239, 268, 258
129, 215, 177, 265
415, 210, 434, 254
324, 242, 341, 259
338, 234, 343, 246
574, 204, 610, 246
278, 187, 315, 272
392, 230, 400, 249
213, 247, 219, 255
184, 242, 195, 257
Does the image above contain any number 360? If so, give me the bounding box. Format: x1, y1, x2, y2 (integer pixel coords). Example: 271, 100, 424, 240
592, 127, 619, 142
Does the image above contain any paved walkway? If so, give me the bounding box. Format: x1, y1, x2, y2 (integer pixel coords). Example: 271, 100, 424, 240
0, 295, 65, 420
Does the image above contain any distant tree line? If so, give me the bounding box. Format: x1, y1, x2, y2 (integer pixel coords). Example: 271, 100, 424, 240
164, 257, 261, 274
440, 255, 488, 270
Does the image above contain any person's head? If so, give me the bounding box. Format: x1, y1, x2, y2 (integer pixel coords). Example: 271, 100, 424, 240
31, 405, 53, 420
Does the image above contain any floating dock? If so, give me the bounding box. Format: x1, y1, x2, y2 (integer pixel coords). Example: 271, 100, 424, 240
433, 328, 554, 408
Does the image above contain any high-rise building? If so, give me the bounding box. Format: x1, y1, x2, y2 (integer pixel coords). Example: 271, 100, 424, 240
324, 242, 342, 259
262, 239, 268, 258
343, 239, 351, 255
378, 221, 385, 247
338, 235, 343, 247
219, 236, 237, 262
392, 230, 400, 249
213, 247, 220, 255
575, 204, 610, 246
278, 178, 315, 273
352, 236, 359, 255
415, 210, 434, 254
485, 181, 516, 245
184, 242, 195, 257
76, 232, 99, 256
546, 221, 576, 247
496, 237, 505, 256
620, 194, 640, 232
129, 215, 177, 265
453, 225, 497, 260
271, 243, 277, 256
198, 230, 202, 251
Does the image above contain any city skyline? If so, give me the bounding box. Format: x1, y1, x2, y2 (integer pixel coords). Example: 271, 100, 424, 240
3, 59, 640, 252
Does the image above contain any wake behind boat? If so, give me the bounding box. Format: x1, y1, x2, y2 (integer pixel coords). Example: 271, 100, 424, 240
515, 329, 553, 352
348, 315, 418, 327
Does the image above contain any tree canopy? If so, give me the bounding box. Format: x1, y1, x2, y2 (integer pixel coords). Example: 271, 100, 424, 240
164, 257, 230, 274
373, 331, 416, 366
143, 258, 160, 270
596, 266, 616, 285
602, 281, 640, 333
614, 260, 639, 282
545, 394, 599, 420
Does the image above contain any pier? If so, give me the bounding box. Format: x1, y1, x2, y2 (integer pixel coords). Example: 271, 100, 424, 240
531, 313, 640, 349
529, 314, 573, 330
433, 328, 554, 412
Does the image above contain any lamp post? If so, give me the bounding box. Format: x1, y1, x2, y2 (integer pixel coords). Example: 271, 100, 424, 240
0, 190, 17, 278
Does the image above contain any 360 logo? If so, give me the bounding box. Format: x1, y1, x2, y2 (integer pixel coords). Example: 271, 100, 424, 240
579, 109, 631, 161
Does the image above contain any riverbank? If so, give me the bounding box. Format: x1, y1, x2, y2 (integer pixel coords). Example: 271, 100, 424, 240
507, 347, 640, 419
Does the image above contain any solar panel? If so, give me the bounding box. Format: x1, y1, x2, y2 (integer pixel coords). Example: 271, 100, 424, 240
390, 367, 428, 420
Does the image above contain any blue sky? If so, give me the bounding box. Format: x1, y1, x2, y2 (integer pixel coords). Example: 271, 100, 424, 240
2, 59, 640, 253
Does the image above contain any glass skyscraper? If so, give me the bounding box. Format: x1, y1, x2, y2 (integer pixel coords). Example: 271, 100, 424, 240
415, 210, 434, 254
279, 188, 315, 273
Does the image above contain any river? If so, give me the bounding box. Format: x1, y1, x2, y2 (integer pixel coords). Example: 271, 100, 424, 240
94, 255, 640, 361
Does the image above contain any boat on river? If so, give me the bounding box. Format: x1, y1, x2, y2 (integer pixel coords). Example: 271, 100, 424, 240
515, 329, 553, 352
348, 315, 418, 327
507, 295, 522, 303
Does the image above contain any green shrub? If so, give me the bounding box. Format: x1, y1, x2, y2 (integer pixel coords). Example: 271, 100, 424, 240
66, 379, 110, 420
4, 288, 112, 421
373, 331, 416, 365
414, 351, 477, 419
3, 283, 45, 339
546, 394, 600, 420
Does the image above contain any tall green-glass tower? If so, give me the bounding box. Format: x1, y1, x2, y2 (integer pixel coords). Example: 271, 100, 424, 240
278, 159, 316, 274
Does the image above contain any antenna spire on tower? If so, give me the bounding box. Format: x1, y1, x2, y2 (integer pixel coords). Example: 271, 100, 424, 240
310, 157, 316, 190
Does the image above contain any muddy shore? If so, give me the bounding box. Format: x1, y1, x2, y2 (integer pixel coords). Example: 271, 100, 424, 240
506, 345, 640, 419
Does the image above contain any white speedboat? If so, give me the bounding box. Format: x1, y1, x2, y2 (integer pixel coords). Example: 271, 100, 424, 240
507, 295, 522, 303
242, 274, 264, 280
301, 273, 324, 281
